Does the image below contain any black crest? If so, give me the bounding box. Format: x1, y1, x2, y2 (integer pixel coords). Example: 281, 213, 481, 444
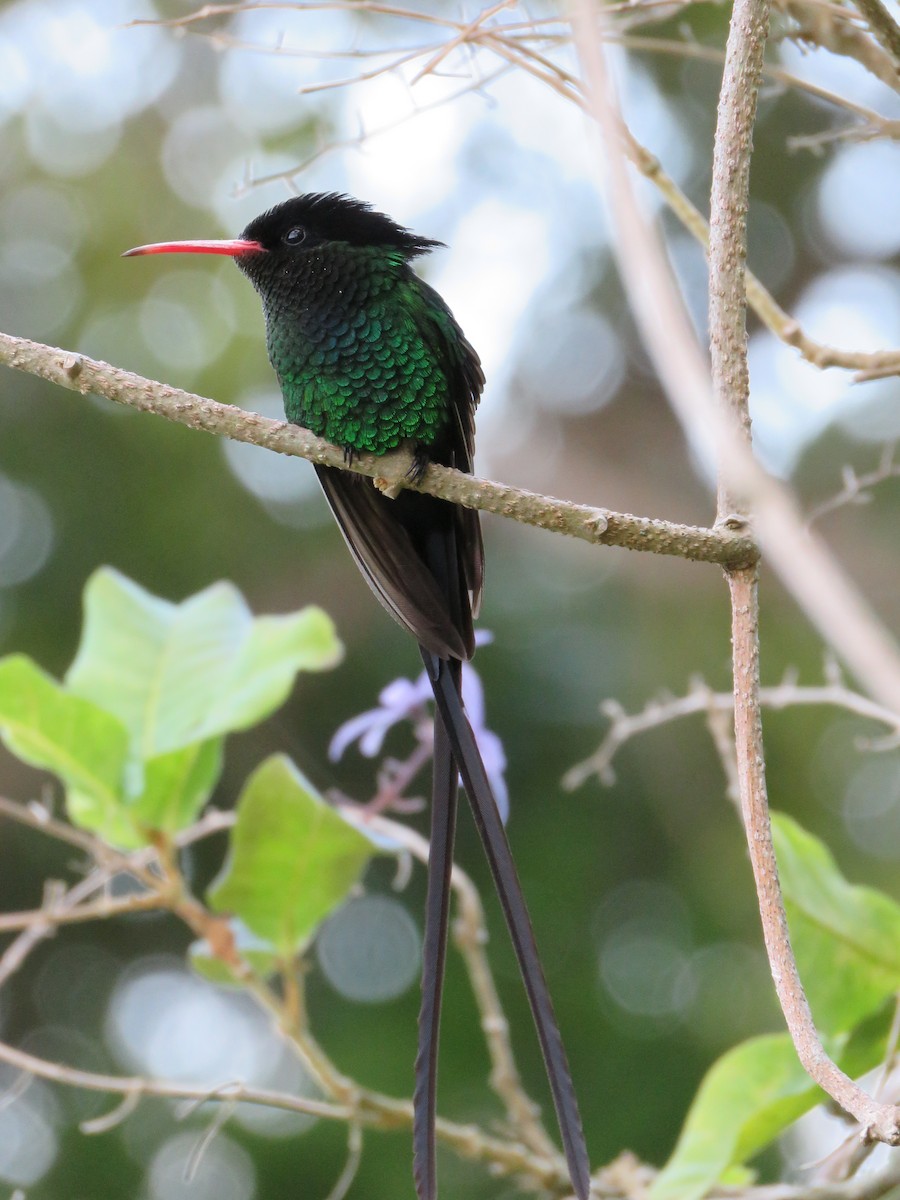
240, 193, 442, 258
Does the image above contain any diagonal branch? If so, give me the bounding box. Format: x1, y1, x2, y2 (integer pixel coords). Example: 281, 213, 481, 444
0, 329, 755, 568
849, 0, 900, 65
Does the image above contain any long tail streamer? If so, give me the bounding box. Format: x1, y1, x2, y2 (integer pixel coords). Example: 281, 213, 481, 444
418, 651, 592, 1200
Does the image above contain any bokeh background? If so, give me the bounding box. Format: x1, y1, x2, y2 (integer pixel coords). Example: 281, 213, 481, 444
0, 1, 899, 1197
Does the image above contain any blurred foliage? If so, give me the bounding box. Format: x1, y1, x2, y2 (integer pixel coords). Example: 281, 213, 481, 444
4, 574, 900, 1199
0, 1, 898, 1198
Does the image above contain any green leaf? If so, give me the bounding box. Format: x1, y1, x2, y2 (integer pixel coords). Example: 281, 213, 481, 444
650, 1034, 821, 1200
774, 812, 900, 1034
208, 755, 382, 958
650, 1010, 896, 1200
66, 568, 343, 757
0, 653, 129, 825
652, 815, 900, 1200
129, 738, 225, 835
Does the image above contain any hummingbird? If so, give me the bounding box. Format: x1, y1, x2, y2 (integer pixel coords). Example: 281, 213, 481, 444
124, 194, 590, 1200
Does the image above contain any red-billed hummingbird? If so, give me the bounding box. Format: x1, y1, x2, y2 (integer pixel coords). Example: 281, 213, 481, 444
124, 194, 590, 1200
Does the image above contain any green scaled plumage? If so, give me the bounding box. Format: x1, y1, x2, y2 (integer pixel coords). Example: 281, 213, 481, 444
273, 263, 452, 456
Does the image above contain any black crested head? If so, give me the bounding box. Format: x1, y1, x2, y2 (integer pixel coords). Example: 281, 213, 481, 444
239, 193, 442, 259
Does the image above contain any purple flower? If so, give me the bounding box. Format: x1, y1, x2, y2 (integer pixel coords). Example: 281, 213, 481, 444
329, 638, 509, 822
328, 674, 433, 762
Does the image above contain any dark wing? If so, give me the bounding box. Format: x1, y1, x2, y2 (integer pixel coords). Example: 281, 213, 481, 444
315, 466, 472, 659
416, 278, 485, 619
315, 275, 484, 661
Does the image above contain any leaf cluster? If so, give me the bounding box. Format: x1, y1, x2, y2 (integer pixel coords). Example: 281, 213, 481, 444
0, 569, 388, 978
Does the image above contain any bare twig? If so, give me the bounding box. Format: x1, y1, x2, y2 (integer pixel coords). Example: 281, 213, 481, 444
563, 674, 900, 789
141, 4, 900, 376
0, 793, 565, 1185
243, 64, 511, 190
326, 1123, 364, 1200
79, 1088, 142, 1134
728, 574, 900, 1143
0, 1039, 349, 1122
777, 0, 900, 87
0, 800, 167, 988
807, 444, 900, 526
570, 0, 900, 718
0, 793, 126, 862
0, 889, 167, 932
0, 1037, 571, 1192
5, 1024, 900, 1200
616, 129, 900, 376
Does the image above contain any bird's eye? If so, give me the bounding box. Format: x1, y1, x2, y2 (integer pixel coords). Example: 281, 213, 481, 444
283, 227, 307, 246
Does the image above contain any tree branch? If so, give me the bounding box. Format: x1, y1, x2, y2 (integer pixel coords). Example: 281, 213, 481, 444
807, 443, 900, 526
707, 0, 900, 1145
135, 6, 900, 376
563, 672, 900, 790
778, 0, 900, 87
849, 0, 900, 69
0, 797, 573, 1193
727, 573, 899, 1144
0, 330, 757, 569
570, 1, 900, 719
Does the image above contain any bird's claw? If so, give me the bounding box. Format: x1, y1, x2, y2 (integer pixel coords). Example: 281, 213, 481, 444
373, 443, 419, 498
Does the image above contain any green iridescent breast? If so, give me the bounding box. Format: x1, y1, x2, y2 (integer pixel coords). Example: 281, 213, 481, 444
264, 251, 453, 456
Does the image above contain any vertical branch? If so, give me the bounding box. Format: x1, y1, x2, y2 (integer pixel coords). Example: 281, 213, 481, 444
568, 1, 900, 719
709, 0, 762, 519
708, 0, 900, 1146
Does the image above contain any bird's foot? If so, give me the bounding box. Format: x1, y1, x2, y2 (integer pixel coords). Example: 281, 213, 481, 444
373, 442, 417, 499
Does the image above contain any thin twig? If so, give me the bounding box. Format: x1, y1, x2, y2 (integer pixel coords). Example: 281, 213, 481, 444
0, 1037, 571, 1192
569, 1, 900, 718
807, 444, 900, 526
728, 574, 900, 1143
245, 64, 511, 191
0, 793, 123, 861
0, 889, 167, 932
563, 675, 900, 789
0, 803, 166, 988
139, 3, 900, 375
325, 1123, 364, 1200
778, 0, 900, 87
